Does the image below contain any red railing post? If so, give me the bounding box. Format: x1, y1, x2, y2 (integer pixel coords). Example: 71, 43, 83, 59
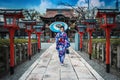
37, 33, 41, 52
9, 28, 15, 75
106, 27, 111, 73
79, 32, 84, 51
28, 32, 32, 60
87, 29, 93, 60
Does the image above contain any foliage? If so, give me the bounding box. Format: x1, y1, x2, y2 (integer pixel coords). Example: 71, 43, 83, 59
92, 38, 120, 45
92, 39, 106, 44
24, 9, 41, 20
0, 39, 10, 46
0, 39, 37, 47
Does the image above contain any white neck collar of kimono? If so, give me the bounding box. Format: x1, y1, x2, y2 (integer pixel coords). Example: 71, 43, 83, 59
60, 31, 64, 32
60, 31, 64, 33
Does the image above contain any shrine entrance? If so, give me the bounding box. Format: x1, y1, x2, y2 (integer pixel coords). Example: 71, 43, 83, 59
40, 9, 77, 42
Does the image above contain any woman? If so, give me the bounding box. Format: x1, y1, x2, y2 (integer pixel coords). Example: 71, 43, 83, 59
55, 26, 70, 65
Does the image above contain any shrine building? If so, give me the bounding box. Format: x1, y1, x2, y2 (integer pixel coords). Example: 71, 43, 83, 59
40, 8, 77, 42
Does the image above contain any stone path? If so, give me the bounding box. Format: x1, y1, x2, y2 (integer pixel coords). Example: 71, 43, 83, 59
19, 44, 104, 80
0, 43, 53, 80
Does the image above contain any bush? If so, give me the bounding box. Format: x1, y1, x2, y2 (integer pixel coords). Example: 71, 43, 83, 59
92, 39, 120, 45
0, 39, 37, 47
0, 39, 10, 47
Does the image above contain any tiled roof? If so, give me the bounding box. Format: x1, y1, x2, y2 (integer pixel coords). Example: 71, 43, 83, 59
44, 8, 76, 18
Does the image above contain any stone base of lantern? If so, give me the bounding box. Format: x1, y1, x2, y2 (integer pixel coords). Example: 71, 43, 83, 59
89, 54, 92, 60
29, 55, 31, 60
38, 49, 40, 53
106, 64, 110, 73
10, 66, 14, 75
80, 48, 82, 52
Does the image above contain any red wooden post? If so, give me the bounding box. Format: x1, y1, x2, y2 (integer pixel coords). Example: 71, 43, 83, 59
89, 31, 93, 59
22, 20, 36, 60
79, 32, 84, 51
86, 28, 94, 60
25, 30, 33, 60
28, 32, 32, 60
9, 28, 15, 74
80, 33, 83, 50
82, 19, 95, 60
0, 9, 24, 75
96, 9, 120, 73
106, 28, 111, 72
34, 24, 43, 53
86, 28, 94, 59
37, 33, 41, 52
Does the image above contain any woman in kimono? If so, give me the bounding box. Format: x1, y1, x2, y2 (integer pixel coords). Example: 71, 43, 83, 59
55, 26, 70, 65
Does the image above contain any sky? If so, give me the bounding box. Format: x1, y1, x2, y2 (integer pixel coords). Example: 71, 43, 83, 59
0, 0, 118, 14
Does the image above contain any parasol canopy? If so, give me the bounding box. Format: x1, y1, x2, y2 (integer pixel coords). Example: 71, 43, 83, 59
49, 22, 68, 32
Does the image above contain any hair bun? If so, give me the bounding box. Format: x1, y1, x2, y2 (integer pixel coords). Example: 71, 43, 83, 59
60, 26, 64, 28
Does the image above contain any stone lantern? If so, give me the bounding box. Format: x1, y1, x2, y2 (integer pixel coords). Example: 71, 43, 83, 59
0, 9, 24, 74
77, 23, 86, 51
34, 22, 44, 52
96, 9, 120, 73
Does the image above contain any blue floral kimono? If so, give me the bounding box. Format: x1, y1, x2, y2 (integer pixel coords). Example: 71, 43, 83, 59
55, 32, 70, 64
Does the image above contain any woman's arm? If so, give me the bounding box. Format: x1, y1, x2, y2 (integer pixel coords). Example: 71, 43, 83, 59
55, 33, 59, 43
55, 33, 60, 50
64, 33, 70, 48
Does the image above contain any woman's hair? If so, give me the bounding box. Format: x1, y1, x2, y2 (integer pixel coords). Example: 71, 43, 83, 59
60, 26, 64, 29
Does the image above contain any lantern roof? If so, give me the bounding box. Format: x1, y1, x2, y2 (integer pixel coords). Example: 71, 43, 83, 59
0, 9, 24, 18
96, 9, 120, 18
36, 21, 44, 26
77, 24, 86, 32
20, 20, 36, 25
33, 26, 43, 33
82, 19, 96, 24
85, 19, 96, 23
77, 24, 86, 28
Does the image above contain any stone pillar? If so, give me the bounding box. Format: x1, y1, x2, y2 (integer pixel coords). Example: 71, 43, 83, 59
3, 45, 9, 72
25, 43, 28, 60
101, 44, 105, 62
22, 43, 26, 61
18, 44, 22, 62
97, 43, 100, 59
20, 44, 22, 62
32, 43, 34, 55
87, 42, 89, 54
117, 45, 120, 70
21, 43, 24, 61
93, 43, 96, 58
31, 43, 33, 55
34, 43, 36, 54
83, 41, 87, 53
33, 43, 35, 54
14, 45, 17, 66
110, 45, 112, 65
95, 43, 97, 58
34, 43, 36, 53
75, 33, 80, 51
35, 42, 37, 53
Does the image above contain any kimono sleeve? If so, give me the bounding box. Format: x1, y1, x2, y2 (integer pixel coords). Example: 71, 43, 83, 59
55, 33, 59, 43
55, 33, 59, 50
64, 33, 70, 48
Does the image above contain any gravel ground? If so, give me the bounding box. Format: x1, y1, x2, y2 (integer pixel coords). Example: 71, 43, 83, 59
0, 43, 53, 80
70, 43, 120, 80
